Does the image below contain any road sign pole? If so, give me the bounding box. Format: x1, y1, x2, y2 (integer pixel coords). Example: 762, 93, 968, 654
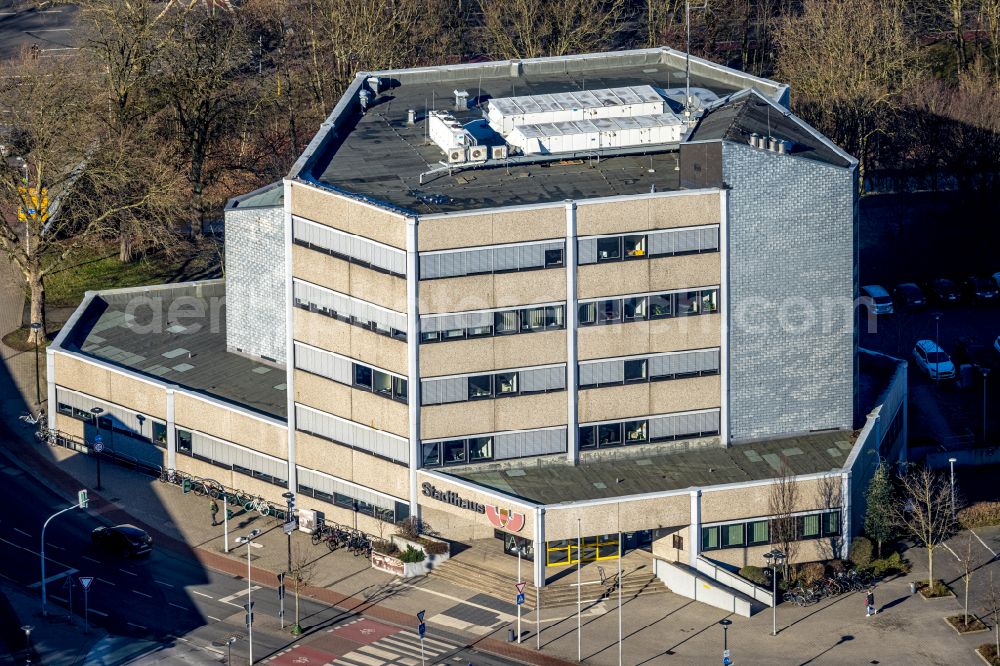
83, 588, 89, 634
420, 636, 425, 665
416, 610, 426, 665
41, 495, 87, 617
223, 493, 229, 553
67, 577, 73, 616
517, 547, 521, 644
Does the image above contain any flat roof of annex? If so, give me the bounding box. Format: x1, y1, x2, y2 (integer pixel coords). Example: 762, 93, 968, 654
289, 48, 789, 216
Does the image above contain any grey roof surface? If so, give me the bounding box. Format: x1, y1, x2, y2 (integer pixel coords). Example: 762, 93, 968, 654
226, 181, 284, 210
60, 282, 286, 420
308, 59, 766, 214
689, 91, 854, 168
447, 430, 855, 504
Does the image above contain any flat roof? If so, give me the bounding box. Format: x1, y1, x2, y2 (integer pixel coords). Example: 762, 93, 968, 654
57, 281, 286, 420
446, 430, 855, 504
301, 49, 789, 214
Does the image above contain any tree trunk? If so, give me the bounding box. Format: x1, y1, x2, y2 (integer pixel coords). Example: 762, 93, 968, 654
28, 272, 45, 346
119, 231, 134, 263
928, 547, 934, 589
966, 576, 970, 625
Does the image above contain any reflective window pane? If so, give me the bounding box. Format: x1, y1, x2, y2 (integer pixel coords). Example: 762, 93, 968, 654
624, 234, 646, 257
579, 426, 596, 449
544, 248, 564, 267
521, 307, 546, 331
624, 296, 647, 320
422, 441, 441, 466
467, 325, 493, 338
677, 291, 700, 316
578, 302, 596, 326
597, 299, 622, 324
469, 437, 493, 461
597, 237, 622, 261
495, 310, 519, 335
546, 305, 565, 329
469, 375, 492, 399
420, 331, 440, 343
496, 372, 518, 395
373, 370, 392, 397
624, 419, 647, 443
624, 358, 647, 383
598, 423, 622, 446
649, 293, 673, 319
443, 440, 467, 464
353, 364, 373, 389
393, 376, 408, 403
442, 328, 465, 339
701, 288, 718, 313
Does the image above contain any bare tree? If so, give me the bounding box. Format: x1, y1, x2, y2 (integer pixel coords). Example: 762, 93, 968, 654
288, 545, 315, 636
769, 463, 799, 576
479, 0, 627, 60
986, 571, 1000, 660
892, 467, 956, 590
960, 531, 977, 626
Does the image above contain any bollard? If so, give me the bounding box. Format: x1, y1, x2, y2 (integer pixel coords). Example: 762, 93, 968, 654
508, 628, 515, 642
910, 582, 916, 594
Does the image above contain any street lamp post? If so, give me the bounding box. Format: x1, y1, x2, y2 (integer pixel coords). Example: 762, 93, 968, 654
90, 407, 104, 490
982, 368, 991, 443
948, 457, 958, 518
41, 492, 88, 616
932, 312, 942, 382
29, 322, 42, 406
282, 491, 295, 574
212, 637, 238, 666
763, 549, 785, 637
21, 625, 33, 665
719, 618, 732, 665
236, 529, 262, 665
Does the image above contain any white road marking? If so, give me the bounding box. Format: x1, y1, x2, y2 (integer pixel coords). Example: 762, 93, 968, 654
28, 568, 78, 588
119, 568, 138, 576
218, 586, 260, 607
51, 594, 67, 603
154, 579, 174, 588
0, 536, 74, 570
392, 581, 516, 621
82, 556, 101, 564
972, 530, 999, 558
97, 577, 115, 586
13, 527, 31, 538
90, 608, 108, 617
48, 544, 64, 551
943, 542, 960, 560
127, 621, 147, 630
29, 28, 72, 31
132, 589, 152, 598
168, 602, 188, 610
192, 590, 214, 599
207, 615, 221, 622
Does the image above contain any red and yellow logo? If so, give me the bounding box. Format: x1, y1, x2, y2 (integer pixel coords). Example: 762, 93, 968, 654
486, 506, 525, 532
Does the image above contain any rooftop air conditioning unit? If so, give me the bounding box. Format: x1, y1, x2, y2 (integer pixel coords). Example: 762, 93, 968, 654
447, 147, 467, 164
468, 145, 488, 162
491, 145, 508, 160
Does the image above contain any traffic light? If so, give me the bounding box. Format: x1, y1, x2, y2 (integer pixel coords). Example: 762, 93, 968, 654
182, 478, 191, 494
78, 489, 88, 509
227, 508, 234, 520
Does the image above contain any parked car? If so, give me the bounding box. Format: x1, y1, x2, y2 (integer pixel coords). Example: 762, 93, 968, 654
860, 285, 893, 315
892, 282, 926, 308
924, 278, 961, 304
992, 272, 1000, 291
954, 336, 996, 369
91, 524, 153, 557
912, 339, 956, 380
963, 276, 999, 303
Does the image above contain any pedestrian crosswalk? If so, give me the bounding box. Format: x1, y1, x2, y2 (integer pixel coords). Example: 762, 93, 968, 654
332, 630, 457, 666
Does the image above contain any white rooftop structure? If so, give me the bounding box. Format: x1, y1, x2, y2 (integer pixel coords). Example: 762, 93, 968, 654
487, 85, 667, 135
508, 112, 686, 155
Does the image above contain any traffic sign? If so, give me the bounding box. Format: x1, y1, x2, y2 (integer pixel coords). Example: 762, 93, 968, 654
723, 658, 731, 666
723, 649, 730, 658
416, 610, 425, 623
94, 441, 105, 453
79, 577, 94, 591
283, 520, 296, 535
63, 575, 75, 589
417, 622, 426, 637
515, 582, 526, 594
516, 593, 525, 605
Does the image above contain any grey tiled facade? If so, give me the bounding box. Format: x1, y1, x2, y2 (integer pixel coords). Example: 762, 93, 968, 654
723, 142, 857, 441
224, 205, 286, 364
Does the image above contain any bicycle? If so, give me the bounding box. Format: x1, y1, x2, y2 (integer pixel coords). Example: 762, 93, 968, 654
311, 524, 330, 546
34, 426, 57, 444
19, 410, 45, 426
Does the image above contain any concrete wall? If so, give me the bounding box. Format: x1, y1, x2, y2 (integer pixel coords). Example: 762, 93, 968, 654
575, 191, 721, 236
294, 369, 409, 438
294, 308, 408, 376
224, 205, 286, 363
416, 471, 537, 541
296, 431, 409, 500
292, 244, 407, 313
54, 354, 167, 419
577, 253, 719, 300
577, 375, 721, 424
420, 391, 566, 439
578, 315, 721, 361
544, 492, 690, 541
420, 269, 566, 314
723, 142, 856, 440
420, 330, 566, 377
654, 558, 753, 617
418, 206, 564, 251
289, 182, 406, 249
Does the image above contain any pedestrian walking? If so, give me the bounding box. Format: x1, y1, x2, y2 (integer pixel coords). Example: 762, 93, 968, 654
866, 586, 876, 617
210, 499, 219, 526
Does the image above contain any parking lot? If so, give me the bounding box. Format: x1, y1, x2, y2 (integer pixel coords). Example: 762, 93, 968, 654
859, 191, 1000, 451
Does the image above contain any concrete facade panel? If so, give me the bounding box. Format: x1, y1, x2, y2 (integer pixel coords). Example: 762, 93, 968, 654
351, 454, 409, 501
420, 275, 494, 313
578, 383, 650, 424
577, 262, 650, 300
493, 270, 566, 309
173, 394, 287, 460
492, 207, 565, 245
648, 254, 720, 293
56, 413, 84, 439
576, 192, 721, 236
576, 198, 648, 236
494, 392, 568, 431
543, 493, 689, 541
295, 431, 353, 479
416, 471, 536, 540
292, 243, 350, 294
350, 388, 410, 438
418, 214, 494, 251
578, 322, 651, 361
578, 376, 721, 424
107, 373, 168, 421
294, 370, 354, 422
55, 355, 167, 420
707, 538, 833, 569
648, 315, 721, 354
348, 263, 407, 313
648, 375, 721, 414
290, 182, 405, 249
419, 330, 566, 378
421, 399, 495, 440
293, 309, 407, 375
294, 370, 407, 437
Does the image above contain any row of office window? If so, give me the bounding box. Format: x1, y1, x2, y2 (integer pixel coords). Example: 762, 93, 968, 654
294, 342, 408, 403
294, 404, 409, 465
416, 225, 719, 281
421, 427, 567, 467
56, 388, 163, 443
297, 466, 409, 524
701, 511, 841, 551
579, 349, 719, 388
292, 279, 407, 342
421, 365, 566, 406
175, 428, 288, 488
579, 288, 718, 325
578, 226, 718, 264
420, 304, 565, 342
292, 216, 406, 277
420, 240, 565, 280
580, 409, 720, 449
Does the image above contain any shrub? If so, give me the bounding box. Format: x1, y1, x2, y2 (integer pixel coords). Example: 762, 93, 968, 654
396, 517, 422, 541
796, 562, 826, 586
849, 536, 873, 568
420, 538, 449, 555
978, 643, 1000, 666
826, 559, 847, 576
871, 552, 911, 577
958, 502, 1000, 529
739, 565, 769, 586
399, 545, 426, 563
372, 540, 399, 557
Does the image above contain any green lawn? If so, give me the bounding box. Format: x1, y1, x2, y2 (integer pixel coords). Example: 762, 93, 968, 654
38, 241, 223, 309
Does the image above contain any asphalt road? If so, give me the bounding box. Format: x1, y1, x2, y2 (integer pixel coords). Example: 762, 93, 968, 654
0, 1, 81, 62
